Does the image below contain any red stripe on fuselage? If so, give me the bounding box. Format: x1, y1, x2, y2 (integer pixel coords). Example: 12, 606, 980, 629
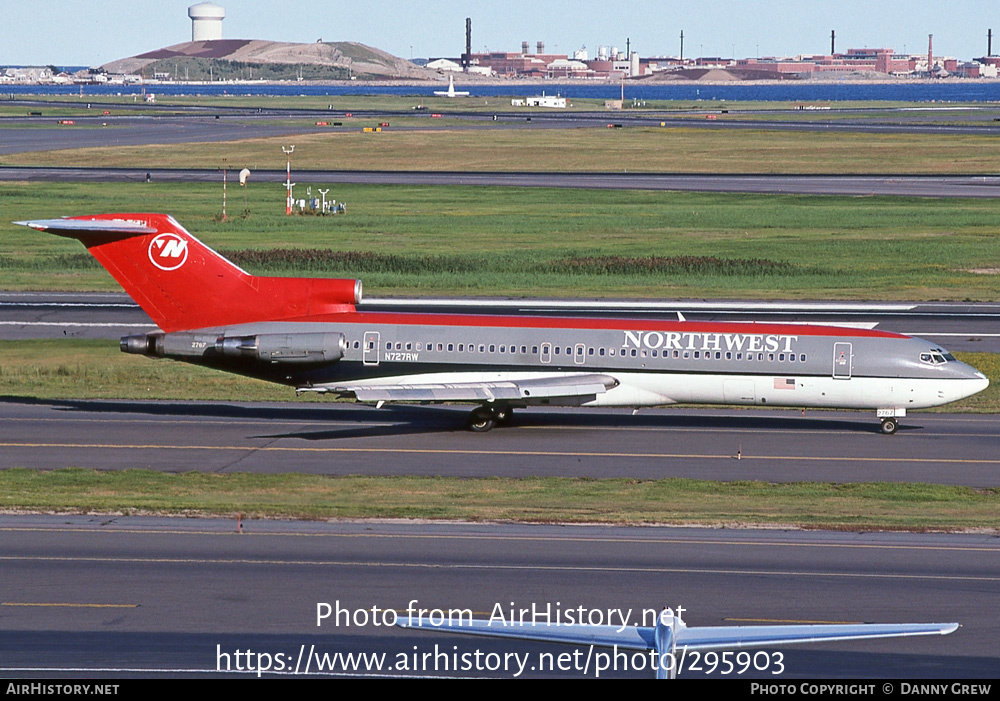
269, 310, 906, 339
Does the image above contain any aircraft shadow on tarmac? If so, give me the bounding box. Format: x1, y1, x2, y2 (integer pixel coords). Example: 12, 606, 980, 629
254, 410, 919, 442
0, 396, 915, 441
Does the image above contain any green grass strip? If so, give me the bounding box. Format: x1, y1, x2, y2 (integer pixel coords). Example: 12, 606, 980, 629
0, 469, 996, 531
3, 182, 1000, 300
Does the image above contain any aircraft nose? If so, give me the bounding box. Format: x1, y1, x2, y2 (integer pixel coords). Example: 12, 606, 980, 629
972, 373, 989, 394
959, 366, 989, 399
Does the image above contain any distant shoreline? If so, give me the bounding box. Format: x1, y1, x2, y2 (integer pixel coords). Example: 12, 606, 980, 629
7, 74, 1000, 89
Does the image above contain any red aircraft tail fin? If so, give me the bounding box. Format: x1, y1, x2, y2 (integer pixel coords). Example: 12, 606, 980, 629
16, 213, 361, 332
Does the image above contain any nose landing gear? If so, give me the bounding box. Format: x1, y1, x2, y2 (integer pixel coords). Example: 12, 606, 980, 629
880, 417, 899, 435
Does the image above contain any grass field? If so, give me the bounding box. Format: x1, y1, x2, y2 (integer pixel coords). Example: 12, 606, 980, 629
9, 124, 1000, 174
0, 469, 996, 530
2, 182, 999, 299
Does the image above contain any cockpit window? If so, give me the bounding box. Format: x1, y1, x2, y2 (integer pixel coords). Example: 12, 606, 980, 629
920, 351, 948, 365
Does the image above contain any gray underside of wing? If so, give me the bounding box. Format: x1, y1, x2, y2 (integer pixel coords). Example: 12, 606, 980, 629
396, 619, 957, 653
315, 374, 618, 403
675, 622, 959, 651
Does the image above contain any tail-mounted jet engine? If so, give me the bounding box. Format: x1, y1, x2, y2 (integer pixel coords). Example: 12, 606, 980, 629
121, 331, 346, 366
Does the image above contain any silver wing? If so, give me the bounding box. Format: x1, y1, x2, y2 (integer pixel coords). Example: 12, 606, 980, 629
300, 373, 619, 403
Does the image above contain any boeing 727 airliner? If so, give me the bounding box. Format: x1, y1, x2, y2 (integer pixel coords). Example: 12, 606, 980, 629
16, 213, 989, 434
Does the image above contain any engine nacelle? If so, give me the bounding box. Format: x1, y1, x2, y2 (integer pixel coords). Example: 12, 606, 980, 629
216, 332, 346, 365
121, 331, 346, 365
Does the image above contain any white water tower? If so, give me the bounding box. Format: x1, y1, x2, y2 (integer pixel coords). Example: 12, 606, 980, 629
188, 2, 225, 41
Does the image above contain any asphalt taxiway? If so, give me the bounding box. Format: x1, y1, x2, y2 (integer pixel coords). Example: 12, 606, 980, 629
2, 399, 997, 486
1, 517, 996, 678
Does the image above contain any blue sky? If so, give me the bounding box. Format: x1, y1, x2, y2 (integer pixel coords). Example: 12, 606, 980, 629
3, 1, 997, 67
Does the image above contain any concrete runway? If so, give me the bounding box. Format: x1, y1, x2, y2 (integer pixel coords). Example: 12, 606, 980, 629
2, 399, 998, 486
4, 292, 999, 353
1, 516, 996, 678
0, 116, 337, 155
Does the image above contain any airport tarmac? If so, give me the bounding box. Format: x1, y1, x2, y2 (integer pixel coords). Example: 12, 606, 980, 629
2, 399, 997, 486
1, 517, 996, 678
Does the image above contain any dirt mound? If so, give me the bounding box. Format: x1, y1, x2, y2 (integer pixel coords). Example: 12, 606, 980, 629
102, 40, 436, 80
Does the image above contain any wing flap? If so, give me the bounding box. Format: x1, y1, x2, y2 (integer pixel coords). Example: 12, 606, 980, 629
304, 374, 618, 403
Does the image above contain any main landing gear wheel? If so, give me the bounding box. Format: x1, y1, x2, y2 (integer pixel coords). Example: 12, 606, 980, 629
466, 406, 513, 432
467, 407, 497, 432
880, 418, 899, 435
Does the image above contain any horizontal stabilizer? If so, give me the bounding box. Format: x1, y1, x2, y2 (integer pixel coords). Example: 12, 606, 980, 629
15, 218, 157, 237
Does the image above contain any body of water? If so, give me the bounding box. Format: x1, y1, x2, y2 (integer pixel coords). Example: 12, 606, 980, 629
4, 80, 1000, 103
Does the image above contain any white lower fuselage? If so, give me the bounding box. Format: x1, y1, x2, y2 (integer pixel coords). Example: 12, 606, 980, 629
199, 313, 989, 415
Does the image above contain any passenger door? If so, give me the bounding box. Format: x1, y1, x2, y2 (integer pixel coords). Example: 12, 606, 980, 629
833, 342, 852, 379
363, 331, 380, 366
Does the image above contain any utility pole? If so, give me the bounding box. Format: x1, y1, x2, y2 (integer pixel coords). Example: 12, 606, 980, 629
219, 158, 228, 221
679, 30, 684, 61
282, 145, 295, 215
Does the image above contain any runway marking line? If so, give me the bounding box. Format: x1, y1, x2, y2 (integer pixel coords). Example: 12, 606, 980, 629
2, 441, 998, 465
3, 525, 999, 554
0, 555, 996, 583
1, 526, 998, 553
1, 602, 137, 608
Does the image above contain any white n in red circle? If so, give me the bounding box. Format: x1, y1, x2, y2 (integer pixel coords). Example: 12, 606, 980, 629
148, 233, 188, 271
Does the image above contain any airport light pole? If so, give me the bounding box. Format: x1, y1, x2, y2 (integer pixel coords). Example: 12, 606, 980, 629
220, 157, 227, 222
282, 145, 295, 215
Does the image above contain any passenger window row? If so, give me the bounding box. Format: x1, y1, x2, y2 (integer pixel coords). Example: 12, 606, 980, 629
351, 339, 806, 363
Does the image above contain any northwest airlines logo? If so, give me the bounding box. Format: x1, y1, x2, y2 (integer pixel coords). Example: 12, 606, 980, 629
148, 233, 188, 271
624, 330, 799, 353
